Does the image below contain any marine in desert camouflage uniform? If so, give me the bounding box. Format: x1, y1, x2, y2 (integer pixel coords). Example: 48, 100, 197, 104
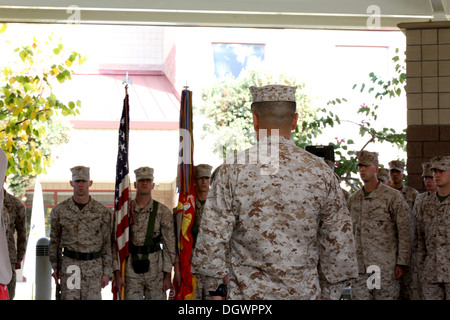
49, 166, 112, 300
389, 160, 419, 211
412, 162, 437, 224
377, 167, 390, 186
412, 161, 436, 299
113, 166, 176, 300
3, 185, 27, 300
348, 151, 413, 300
416, 156, 450, 299
388, 160, 419, 300
174, 164, 213, 300
191, 84, 358, 300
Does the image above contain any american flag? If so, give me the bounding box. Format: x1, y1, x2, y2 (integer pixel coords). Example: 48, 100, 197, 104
113, 90, 131, 300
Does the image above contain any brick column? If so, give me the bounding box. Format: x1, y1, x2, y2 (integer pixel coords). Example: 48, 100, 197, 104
398, 22, 450, 193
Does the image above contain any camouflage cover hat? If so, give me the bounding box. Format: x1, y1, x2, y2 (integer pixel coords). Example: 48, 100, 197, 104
389, 160, 405, 172
377, 167, 389, 181
356, 150, 378, 165
249, 85, 297, 103
70, 166, 90, 181
194, 164, 212, 179
421, 162, 434, 177
430, 156, 450, 171
134, 166, 154, 181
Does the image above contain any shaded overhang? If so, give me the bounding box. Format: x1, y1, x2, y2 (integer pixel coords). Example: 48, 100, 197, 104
53, 70, 181, 130
0, 0, 447, 30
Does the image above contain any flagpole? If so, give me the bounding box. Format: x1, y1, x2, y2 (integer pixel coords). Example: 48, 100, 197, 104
120, 84, 127, 300
113, 74, 132, 300
176, 87, 197, 300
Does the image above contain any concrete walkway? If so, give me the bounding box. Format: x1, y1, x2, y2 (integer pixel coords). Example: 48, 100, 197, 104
13, 281, 113, 300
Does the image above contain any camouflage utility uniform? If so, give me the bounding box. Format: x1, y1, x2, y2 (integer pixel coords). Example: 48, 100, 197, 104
416, 194, 450, 299
416, 156, 450, 300
348, 183, 413, 300
3, 191, 26, 299
49, 197, 112, 300
125, 198, 175, 300
394, 184, 419, 300
396, 184, 419, 211
192, 135, 358, 300
191, 197, 209, 300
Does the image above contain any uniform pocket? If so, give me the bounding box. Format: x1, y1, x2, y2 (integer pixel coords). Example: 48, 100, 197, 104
367, 205, 395, 236
368, 205, 391, 223
79, 213, 102, 243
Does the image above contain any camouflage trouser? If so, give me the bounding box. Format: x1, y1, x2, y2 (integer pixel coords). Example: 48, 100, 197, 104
125, 251, 166, 300
399, 255, 415, 300
351, 271, 400, 300
193, 274, 211, 300
7, 265, 15, 300
421, 282, 450, 300
60, 257, 103, 300
399, 266, 414, 299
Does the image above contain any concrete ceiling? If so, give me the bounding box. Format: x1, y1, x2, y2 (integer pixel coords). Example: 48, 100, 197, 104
0, 0, 448, 30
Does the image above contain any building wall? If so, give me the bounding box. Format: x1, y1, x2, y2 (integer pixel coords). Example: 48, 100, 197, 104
401, 22, 450, 192
38, 179, 177, 212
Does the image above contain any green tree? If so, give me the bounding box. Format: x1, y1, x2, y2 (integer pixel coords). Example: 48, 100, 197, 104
300, 48, 407, 191
198, 66, 317, 160
0, 24, 86, 196
199, 50, 406, 193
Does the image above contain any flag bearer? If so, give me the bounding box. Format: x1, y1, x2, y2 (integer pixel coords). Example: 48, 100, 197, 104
114, 166, 176, 300
174, 164, 213, 300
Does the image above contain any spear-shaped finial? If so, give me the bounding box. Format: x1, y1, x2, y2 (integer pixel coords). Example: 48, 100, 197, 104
123, 72, 132, 95
122, 72, 132, 85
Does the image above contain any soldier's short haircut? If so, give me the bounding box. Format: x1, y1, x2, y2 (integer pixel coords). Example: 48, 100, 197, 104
251, 101, 296, 127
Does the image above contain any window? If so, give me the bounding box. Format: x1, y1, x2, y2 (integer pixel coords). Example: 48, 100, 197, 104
212, 43, 265, 79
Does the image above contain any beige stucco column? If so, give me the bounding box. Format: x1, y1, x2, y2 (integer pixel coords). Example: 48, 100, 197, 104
398, 21, 450, 192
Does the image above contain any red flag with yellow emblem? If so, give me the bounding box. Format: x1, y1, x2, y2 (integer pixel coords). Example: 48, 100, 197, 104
175, 87, 196, 300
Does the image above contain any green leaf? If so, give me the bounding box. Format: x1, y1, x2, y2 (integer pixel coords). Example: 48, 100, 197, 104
56, 72, 66, 83
359, 83, 365, 93
19, 50, 28, 62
